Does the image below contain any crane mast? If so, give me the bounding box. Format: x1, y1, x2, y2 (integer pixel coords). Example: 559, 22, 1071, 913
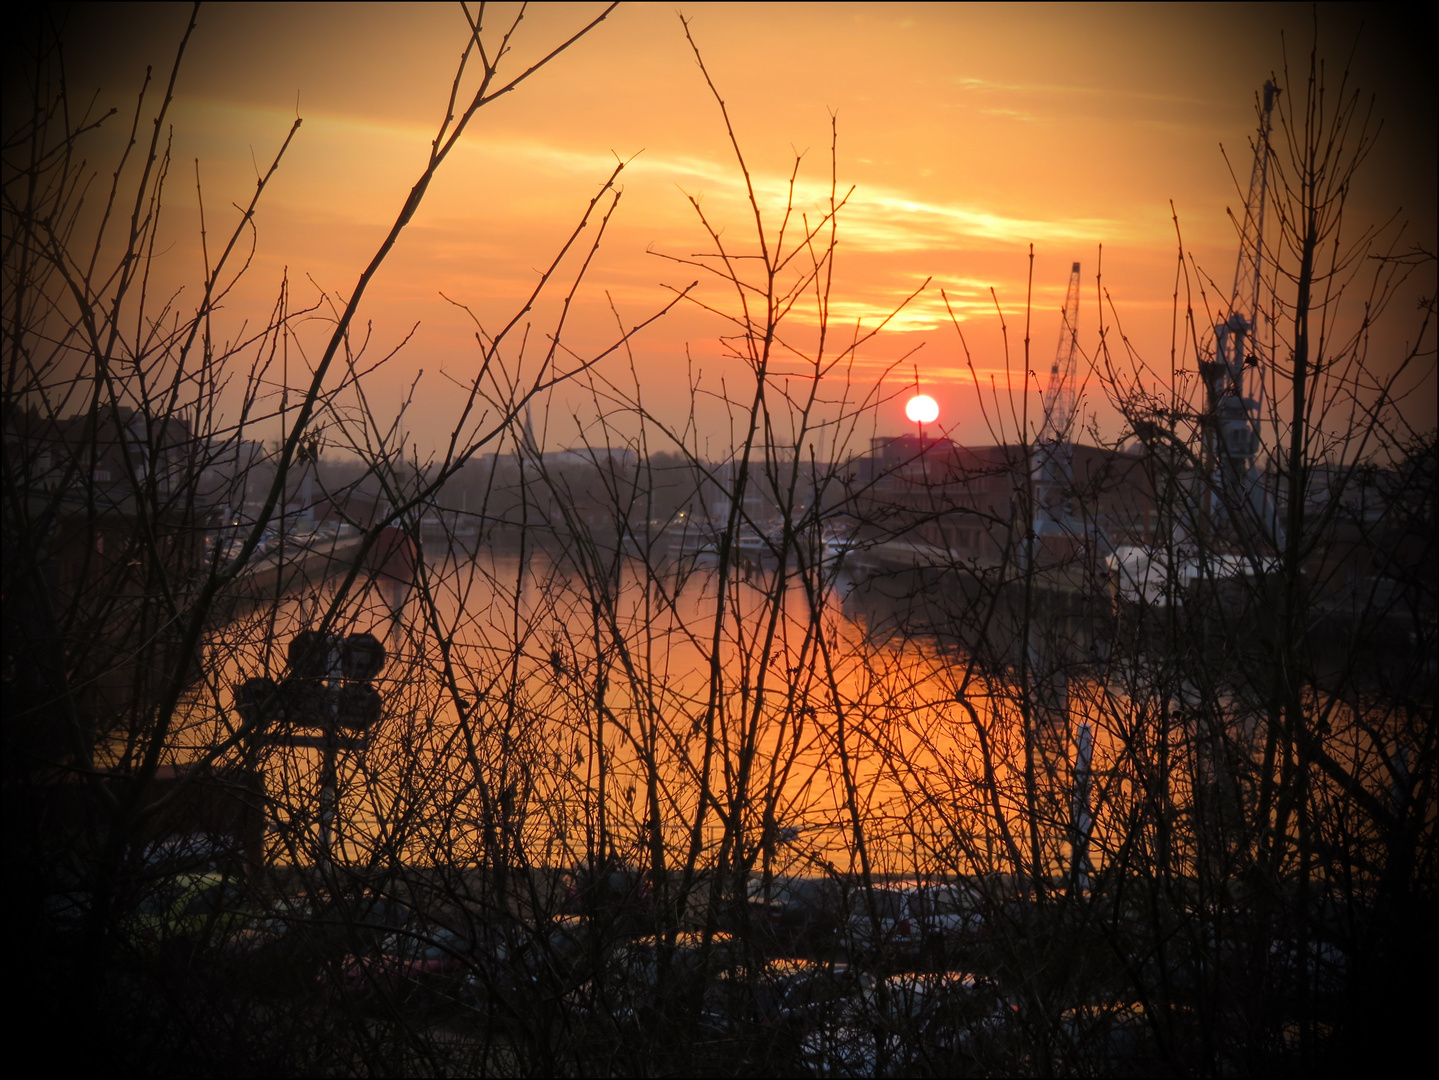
1035, 261, 1081, 537
1203, 81, 1279, 543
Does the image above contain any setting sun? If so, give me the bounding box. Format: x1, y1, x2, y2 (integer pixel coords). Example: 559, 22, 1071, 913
905, 394, 939, 424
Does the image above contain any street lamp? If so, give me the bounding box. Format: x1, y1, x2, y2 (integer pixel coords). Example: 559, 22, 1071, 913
234, 630, 387, 870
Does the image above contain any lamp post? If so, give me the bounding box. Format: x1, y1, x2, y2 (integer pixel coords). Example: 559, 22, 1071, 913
234, 630, 386, 870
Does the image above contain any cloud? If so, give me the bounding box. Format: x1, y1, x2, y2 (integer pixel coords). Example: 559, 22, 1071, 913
952, 76, 1217, 108
979, 107, 1038, 122
183, 100, 1135, 256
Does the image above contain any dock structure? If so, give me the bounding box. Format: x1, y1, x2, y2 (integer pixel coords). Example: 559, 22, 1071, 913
846, 434, 1158, 588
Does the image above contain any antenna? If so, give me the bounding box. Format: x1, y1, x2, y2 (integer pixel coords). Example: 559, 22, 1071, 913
1040, 261, 1082, 448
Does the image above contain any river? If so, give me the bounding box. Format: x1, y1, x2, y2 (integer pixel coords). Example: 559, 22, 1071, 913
173, 544, 1152, 883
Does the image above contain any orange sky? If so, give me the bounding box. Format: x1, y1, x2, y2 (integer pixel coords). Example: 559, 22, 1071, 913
46, 2, 1438, 456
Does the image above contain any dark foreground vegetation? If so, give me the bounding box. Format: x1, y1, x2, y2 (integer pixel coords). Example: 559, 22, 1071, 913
5, 5, 1434, 1075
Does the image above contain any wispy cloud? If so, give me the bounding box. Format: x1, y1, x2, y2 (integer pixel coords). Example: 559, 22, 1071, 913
979, 107, 1038, 122
443, 133, 1132, 256
189, 101, 1133, 254
952, 76, 1218, 109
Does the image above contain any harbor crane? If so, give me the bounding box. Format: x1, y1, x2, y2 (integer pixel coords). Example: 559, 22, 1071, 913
1113, 80, 1283, 603
1034, 261, 1082, 538
1201, 80, 1281, 546
1026, 260, 1093, 877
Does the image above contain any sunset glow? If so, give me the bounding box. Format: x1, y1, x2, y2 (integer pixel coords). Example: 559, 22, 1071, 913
41, 3, 1436, 448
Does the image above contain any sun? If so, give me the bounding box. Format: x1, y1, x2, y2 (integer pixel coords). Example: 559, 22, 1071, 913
905, 394, 939, 424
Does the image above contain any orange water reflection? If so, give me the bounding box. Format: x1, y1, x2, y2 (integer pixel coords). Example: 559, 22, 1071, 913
187, 549, 1121, 881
